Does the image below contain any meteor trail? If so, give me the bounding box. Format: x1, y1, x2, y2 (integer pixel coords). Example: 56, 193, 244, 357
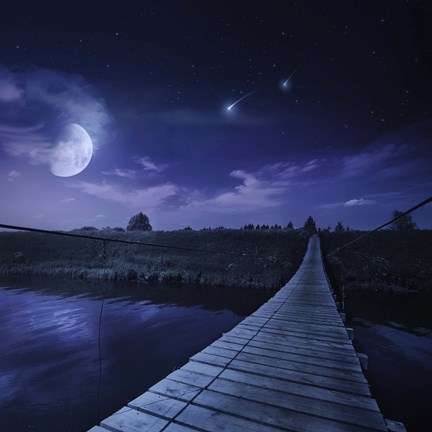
282, 69, 297, 89
226, 89, 259, 111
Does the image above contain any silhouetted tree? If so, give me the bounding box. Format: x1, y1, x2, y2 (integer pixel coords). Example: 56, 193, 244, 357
334, 221, 345, 232
286, 221, 294, 229
303, 216, 317, 233
390, 210, 417, 230
127, 212, 152, 231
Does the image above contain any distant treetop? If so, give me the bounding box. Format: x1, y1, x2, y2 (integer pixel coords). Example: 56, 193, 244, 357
390, 210, 417, 230
127, 212, 152, 231
303, 216, 317, 233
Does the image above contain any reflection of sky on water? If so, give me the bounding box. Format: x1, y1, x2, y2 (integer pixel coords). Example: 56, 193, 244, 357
351, 317, 432, 432
0, 278, 252, 431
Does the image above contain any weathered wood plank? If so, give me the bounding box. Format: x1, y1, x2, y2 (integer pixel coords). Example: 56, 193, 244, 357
227, 358, 372, 395
193, 390, 384, 432
208, 377, 387, 430
128, 391, 187, 419
100, 406, 168, 432
175, 404, 280, 431
149, 379, 201, 402
218, 368, 380, 411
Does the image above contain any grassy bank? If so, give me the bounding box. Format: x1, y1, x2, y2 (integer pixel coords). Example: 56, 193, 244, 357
0, 228, 308, 290
320, 230, 432, 294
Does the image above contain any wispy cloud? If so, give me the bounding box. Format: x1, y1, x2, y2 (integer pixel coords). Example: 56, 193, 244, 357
140, 108, 274, 127
321, 198, 376, 209
69, 180, 177, 209
103, 156, 168, 179
0, 68, 22, 102
135, 156, 168, 173
341, 144, 406, 178
0, 123, 52, 165
7, 170, 21, 182
344, 198, 375, 207
102, 168, 137, 179
0, 65, 110, 169
60, 197, 75, 203
181, 159, 320, 214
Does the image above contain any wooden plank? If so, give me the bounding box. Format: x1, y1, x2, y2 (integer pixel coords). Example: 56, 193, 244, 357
149, 379, 201, 402
193, 390, 383, 432
163, 423, 199, 432
251, 330, 354, 350
100, 406, 168, 432
227, 359, 372, 395
242, 344, 362, 372
175, 404, 280, 432
128, 391, 187, 419
234, 351, 366, 382
165, 369, 216, 389
214, 338, 360, 366
219, 368, 380, 411
208, 377, 387, 430
191, 349, 366, 383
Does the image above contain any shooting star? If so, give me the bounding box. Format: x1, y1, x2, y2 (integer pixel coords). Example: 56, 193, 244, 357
226, 89, 259, 112
281, 69, 297, 90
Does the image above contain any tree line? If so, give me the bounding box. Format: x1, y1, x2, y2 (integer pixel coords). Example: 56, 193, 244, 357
76, 210, 418, 233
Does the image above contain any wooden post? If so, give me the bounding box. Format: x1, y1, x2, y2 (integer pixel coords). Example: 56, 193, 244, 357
385, 419, 407, 432
358, 353, 368, 371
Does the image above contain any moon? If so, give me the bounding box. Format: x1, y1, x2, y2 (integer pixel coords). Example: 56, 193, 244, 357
50, 123, 93, 177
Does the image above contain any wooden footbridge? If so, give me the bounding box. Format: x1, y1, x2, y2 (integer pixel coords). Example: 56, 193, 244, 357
89, 235, 405, 432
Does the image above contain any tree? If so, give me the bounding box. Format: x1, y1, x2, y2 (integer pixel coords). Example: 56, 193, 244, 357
303, 216, 317, 233
286, 221, 294, 229
334, 221, 345, 232
127, 212, 152, 231
390, 210, 417, 230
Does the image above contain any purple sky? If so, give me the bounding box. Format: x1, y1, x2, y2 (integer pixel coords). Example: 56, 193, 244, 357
0, 2, 431, 230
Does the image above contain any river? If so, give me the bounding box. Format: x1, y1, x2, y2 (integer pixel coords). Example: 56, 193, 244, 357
346, 292, 432, 432
2, 278, 431, 432
0, 277, 271, 431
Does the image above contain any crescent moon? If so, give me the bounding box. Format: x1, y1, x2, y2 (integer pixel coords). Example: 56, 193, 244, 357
50, 123, 93, 177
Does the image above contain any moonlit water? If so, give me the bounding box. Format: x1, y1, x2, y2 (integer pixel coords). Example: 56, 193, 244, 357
346, 293, 432, 432
0, 278, 271, 432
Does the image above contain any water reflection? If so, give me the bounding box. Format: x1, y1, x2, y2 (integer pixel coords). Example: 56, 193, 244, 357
0, 276, 272, 432
346, 292, 432, 432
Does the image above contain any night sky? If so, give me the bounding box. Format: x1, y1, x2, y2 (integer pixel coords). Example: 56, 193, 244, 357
1, 1, 431, 230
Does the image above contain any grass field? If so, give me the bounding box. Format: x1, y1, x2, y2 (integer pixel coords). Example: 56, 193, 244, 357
0, 228, 308, 290
320, 230, 432, 294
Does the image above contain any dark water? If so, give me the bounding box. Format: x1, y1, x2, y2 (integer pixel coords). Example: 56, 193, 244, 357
346, 292, 432, 432
0, 277, 272, 432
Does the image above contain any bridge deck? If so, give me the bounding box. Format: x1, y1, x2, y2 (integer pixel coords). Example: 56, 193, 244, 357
89, 235, 390, 432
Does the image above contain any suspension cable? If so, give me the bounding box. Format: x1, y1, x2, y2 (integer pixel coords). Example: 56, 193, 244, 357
328, 195, 432, 255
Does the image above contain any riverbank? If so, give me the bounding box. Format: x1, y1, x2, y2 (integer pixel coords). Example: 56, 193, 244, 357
320, 230, 432, 294
0, 228, 308, 290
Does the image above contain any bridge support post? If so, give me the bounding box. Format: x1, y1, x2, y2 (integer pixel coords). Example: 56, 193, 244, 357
358, 353, 368, 371
385, 418, 407, 432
